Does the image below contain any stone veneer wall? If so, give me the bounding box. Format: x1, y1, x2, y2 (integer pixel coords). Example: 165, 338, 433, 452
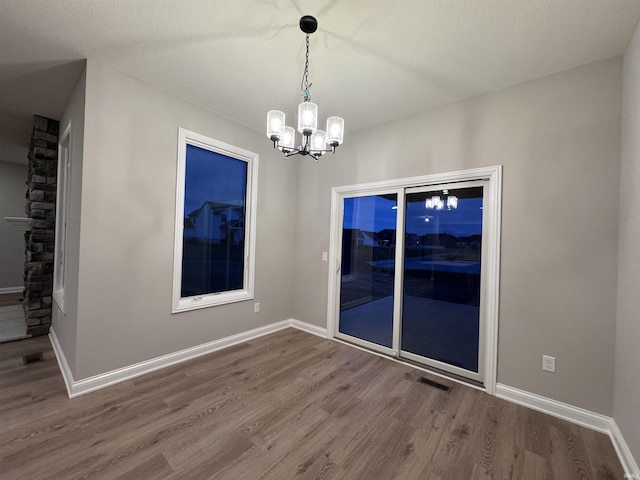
24, 115, 59, 336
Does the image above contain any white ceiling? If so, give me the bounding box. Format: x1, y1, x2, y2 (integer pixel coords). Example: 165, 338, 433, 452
1, 0, 640, 164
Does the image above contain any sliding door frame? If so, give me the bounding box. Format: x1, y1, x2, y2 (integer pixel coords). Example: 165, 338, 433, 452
327, 166, 502, 394
401, 179, 488, 384
333, 188, 404, 357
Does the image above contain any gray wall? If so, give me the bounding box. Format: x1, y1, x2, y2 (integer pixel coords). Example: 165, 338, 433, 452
52, 66, 86, 373
0, 160, 27, 289
616, 22, 640, 463
51, 54, 630, 429
293, 57, 622, 416
68, 60, 296, 380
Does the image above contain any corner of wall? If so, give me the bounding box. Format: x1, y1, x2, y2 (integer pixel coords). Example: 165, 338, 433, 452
615, 17, 640, 471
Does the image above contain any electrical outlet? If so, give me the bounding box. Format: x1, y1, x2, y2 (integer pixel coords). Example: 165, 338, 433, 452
322, 251, 328, 262
254, 302, 260, 313
542, 355, 556, 373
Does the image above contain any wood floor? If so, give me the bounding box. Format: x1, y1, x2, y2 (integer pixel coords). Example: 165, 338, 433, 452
0, 329, 623, 480
0, 292, 22, 307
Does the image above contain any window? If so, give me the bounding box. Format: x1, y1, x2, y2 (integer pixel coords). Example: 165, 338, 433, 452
172, 128, 258, 313
53, 122, 71, 312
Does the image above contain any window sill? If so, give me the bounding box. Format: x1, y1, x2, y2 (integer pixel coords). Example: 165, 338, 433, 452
172, 289, 254, 314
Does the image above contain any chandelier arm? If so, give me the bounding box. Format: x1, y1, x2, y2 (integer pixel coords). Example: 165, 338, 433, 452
312, 147, 336, 154
271, 136, 338, 157
302, 131, 311, 151
280, 147, 338, 159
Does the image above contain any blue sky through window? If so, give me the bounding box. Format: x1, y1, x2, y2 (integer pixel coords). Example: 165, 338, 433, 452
343, 194, 482, 237
184, 144, 247, 215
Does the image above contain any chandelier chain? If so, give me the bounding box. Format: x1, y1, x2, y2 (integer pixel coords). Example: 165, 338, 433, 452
300, 34, 312, 101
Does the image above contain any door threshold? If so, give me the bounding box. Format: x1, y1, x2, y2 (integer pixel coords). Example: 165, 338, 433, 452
332, 336, 486, 392
401, 356, 484, 390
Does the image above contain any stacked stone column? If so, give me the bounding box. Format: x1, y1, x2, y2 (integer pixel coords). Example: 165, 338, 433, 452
24, 115, 59, 336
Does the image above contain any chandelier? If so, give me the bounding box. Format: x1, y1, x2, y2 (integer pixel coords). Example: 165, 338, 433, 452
426, 190, 458, 210
266, 15, 344, 161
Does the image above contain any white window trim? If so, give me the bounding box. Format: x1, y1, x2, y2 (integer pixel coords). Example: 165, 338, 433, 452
326, 165, 502, 395
172, 128, 259, 313
53, 121, 72, 314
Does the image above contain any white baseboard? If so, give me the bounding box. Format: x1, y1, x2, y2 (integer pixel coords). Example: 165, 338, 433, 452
495, 383, 611, 433
610, 420, 640, 476
0, 286, 22, 294
49, 327, 74, 398
49, 319, 325, 399
496, 383, 638, 475
289, 318, 328, 338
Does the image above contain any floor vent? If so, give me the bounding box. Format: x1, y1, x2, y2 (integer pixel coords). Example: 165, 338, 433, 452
22, 352, 44, 365
419, 377, 451, 392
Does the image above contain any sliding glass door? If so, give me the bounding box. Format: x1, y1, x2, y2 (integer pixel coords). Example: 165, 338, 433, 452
333, 180, 490, 385
400, 183, 485, 381
336, 193, 398, 353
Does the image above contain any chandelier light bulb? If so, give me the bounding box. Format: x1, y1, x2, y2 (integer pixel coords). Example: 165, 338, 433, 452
303, 111, 313, 124
433, 195, 443, 210
266, 110, 285, 140
280, 126, 296, 153
310, 130, 327, 153
298, 101, 318, 134
326, 116, 344, 146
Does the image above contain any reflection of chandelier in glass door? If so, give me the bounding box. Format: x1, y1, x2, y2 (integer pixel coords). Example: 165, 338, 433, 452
425, 189, 458, 210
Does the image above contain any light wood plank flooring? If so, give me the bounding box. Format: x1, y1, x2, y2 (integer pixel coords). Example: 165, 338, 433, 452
0, 293, 28, 344
0, 329, 623, 479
